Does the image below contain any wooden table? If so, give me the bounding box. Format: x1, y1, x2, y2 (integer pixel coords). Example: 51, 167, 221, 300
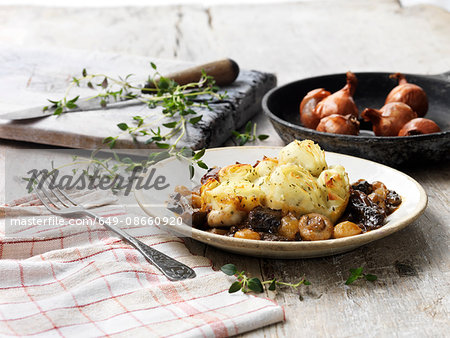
1, 1, 449, 336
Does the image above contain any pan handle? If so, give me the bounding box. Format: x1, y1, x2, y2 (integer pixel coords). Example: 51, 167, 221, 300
430, 70, 450, 81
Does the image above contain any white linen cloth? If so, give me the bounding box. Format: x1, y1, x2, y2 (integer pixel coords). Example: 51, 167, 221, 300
0, 190, 284, 337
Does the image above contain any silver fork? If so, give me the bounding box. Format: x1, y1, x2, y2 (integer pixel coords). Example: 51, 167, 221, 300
34, 179, 196, 281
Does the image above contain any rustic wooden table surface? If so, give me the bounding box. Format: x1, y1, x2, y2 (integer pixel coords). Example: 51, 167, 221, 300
1, 1, 449, 336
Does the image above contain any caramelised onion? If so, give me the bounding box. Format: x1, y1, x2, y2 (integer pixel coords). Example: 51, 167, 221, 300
361, 102, 417, 136
398, 118, 441, 136
316, 114, 360, 135
313, 71, 359, 125
300, 88, 331, 129
385, 73, 428, 117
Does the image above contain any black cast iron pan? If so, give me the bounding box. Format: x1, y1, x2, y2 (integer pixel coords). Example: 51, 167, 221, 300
262, 71, 450, 168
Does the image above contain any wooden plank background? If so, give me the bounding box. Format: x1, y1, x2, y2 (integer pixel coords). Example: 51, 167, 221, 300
0, 1, 449, 336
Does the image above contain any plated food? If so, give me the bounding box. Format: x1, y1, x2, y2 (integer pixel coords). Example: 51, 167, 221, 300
299, 72, 441, 137
167, 140, 402, 242
135, 145, 427, 258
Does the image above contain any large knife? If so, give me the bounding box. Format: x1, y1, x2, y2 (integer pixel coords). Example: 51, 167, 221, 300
0, 59, 239, 120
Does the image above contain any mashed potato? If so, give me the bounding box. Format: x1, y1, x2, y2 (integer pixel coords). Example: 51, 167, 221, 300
201, 140, 350, 226
278, 140, 327, 176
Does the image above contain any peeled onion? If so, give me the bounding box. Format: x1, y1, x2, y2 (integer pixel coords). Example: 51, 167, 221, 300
385, 73, 428, 117
300, 88, 331, 129
398, 118, 441, 136
316, 114, 360, 135
361, 102, 417, 136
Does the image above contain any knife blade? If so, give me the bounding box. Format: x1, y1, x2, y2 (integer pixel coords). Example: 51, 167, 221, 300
0, 97, 144, 120
0, 59, 239, 121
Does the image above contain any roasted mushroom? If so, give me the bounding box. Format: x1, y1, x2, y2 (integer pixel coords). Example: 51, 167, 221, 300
298, 213, 334, 241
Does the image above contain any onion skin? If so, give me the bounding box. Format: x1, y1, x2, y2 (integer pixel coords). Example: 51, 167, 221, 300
386, 73, 428, 117
361, 102, 417, 136
313, 71, 359, 127
300, 88, 330, 129
316, 114, 360, 135
398, 118, 441, 136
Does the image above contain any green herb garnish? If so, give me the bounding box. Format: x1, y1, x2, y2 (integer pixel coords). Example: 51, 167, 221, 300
221, 263, 310, 293
345, 267, 378, 285
46, 62, 219, 176
232, 121, 269, 146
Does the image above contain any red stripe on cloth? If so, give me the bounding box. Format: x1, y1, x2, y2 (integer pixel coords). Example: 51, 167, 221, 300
75, 248, 82, 258
1, 229, 108, 244
166, 302, 280, 337
2, 208, 127, 236
162, 284, 228, 337
85, 216, 94, 245
109, 243, 121, 263
0, 231, 181, 247
124, 251, 139, 265
0, 284, 227, 336
180, 281, 239, 335
0, 262, 95, 290
91, 262, 154, 334
127, 262, 144, 290
0, 263, 212, 305
132, 257, 185, 328
25, 211, 127, 235
0, 270, 162, 309
0, 275, 221, 323
34, 222, 73, 234
0, 308, 21, 336
57, 240, 183, 264
48, 261, 108, 336
18, 262, 65, 337
97, 211, 127, 217
249, 293, 286, 321
104, 297, 252, 337
95, 294, 276, 338
3, 194, 37, 206
9, 222, 48, 235
59, 229, 64, 249
29, 240, 35, 257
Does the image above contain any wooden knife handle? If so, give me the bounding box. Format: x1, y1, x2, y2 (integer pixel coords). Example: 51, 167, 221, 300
144, 58, 239, 89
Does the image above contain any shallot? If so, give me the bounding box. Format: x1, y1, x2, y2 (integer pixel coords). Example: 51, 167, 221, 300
398, 118, 441, 136
313, 72, 359, 125
385, 73, 428, 117
299, 72, 359, 129
361, 102, 417, 136
316, 114, 360, 135
300, 88, 330, 129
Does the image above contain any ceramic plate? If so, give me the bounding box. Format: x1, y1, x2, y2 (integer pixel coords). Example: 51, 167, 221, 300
134, 146, 427, 258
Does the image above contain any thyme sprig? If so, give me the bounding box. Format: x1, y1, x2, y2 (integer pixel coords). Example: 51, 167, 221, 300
232, 121, 269, 146
221, 264, 310, 293
221, 263, 380, 294
45, 62, 223, 176
101, 65, 223, 157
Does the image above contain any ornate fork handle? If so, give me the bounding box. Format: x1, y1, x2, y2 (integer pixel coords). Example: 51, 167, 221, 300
84, 211, 196, 281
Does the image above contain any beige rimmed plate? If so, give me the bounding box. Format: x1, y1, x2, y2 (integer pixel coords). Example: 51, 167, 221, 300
134, 146, 427, 258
